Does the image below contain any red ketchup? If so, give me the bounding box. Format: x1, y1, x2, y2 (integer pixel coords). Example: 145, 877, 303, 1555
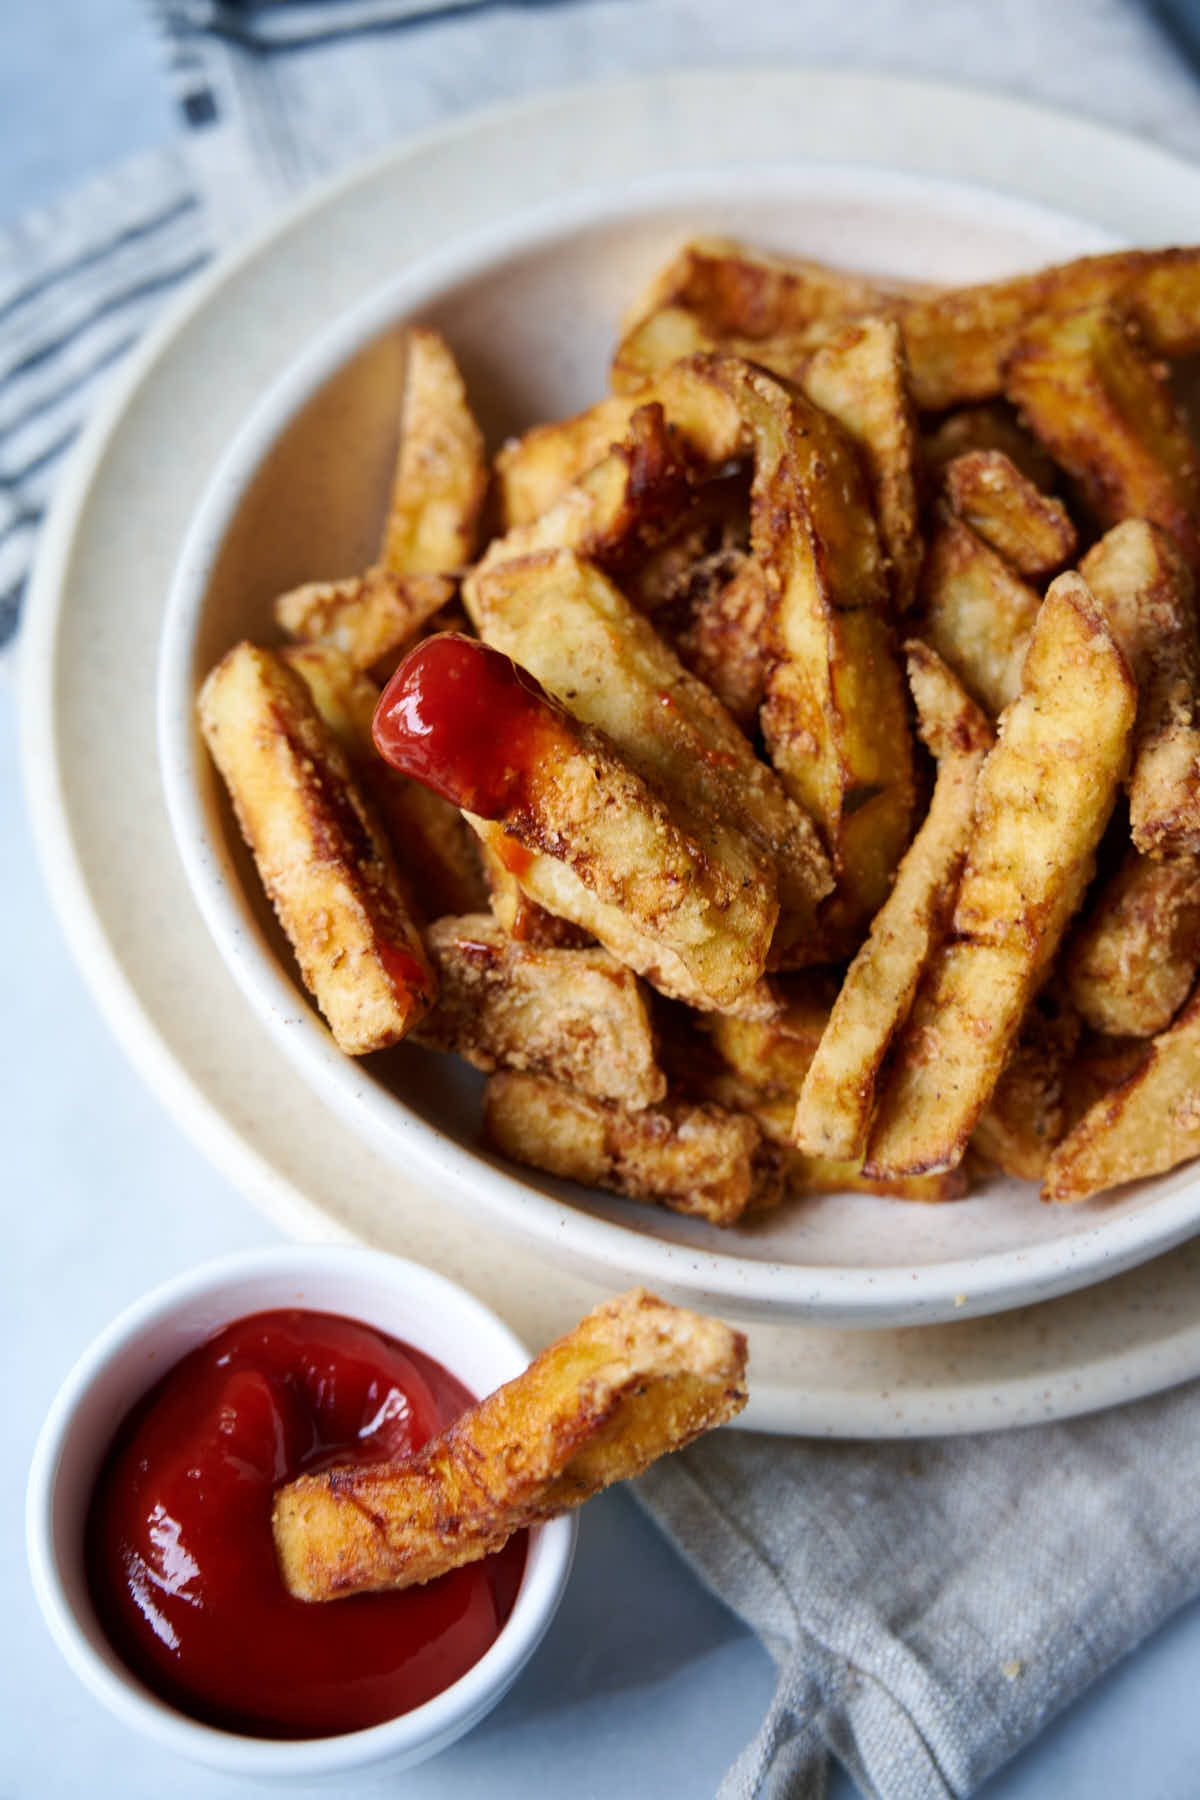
86, 1310, 525, 1739
372, 634, 565, 816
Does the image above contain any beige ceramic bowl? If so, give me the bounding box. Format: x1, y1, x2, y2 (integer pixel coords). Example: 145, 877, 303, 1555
156, 157, 1200, 1329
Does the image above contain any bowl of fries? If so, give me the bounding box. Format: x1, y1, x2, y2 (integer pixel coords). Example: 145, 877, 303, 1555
159, 161, 1200, 1325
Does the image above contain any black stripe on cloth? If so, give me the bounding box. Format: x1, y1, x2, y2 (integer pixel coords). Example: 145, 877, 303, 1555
161, 0, 583, 55
1, 251, 210, 390
0, 329, 141, 444
0, 194, 202, 332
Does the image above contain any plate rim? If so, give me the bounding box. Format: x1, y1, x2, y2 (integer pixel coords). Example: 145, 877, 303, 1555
20, 65, 1200, 1430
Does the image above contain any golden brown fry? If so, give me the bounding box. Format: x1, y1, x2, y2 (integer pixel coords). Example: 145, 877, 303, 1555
865, 575, 1136, 1176
416, 914, 665, 1108
465, 547, 831, 962
917, 511, 1041, 718
800, 316, 923, 614
282, 643, 487, 919
1044, 981, 1200, 1201
1080, 522, 1200, 856
970, 988, 1080, 1181
794, 645, 993, 1161
274, 567, 455, 674
273, 1289, 747, 1600
474, 403, 692, 577
476, 836, 593, 947
899, 246, 1200, 410
1061, 1031, 1152, 1130
704, 975, 836, 1097
621, 235, 901, 343
1063, 845, 1200, 1037
198, 642, 435, 1053
923, 403, 1061, 491
611, 304, 719, 394
494, 395, 642, 527
483, 1071, 783, 1223
1004, 305, 1200, 569
380, 327, 487, 575
942, 449, 1077, 579
687, 357, 914, 933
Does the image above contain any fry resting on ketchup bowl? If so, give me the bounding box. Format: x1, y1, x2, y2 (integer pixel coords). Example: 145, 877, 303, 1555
272, 1288, 748, 1600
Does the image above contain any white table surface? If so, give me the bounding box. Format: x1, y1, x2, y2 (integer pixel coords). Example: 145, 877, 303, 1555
8, 4, 1200, 1796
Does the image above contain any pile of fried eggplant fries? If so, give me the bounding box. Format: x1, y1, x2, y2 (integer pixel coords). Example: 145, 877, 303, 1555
200, 236, 1200, 1218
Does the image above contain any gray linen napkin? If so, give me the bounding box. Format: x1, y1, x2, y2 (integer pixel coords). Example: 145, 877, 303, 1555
638, 1382, 1200, 1797
8, 4, 1200, 1795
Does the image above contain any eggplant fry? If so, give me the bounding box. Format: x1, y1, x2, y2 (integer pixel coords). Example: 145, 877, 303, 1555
1044, 983, 1200, 1202
417, 914, 665, 1108
381, 326, 487, 575
198, 642, 435, 1053
864, 575, 1136, 1177
273, 1289, 748, 1600
794, 645, 993, 1161
1080, 521, 1200, 858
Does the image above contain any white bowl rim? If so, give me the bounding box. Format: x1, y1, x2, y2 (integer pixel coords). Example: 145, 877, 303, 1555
25, 1243, 577, 1777
154, 151, 1200, 1327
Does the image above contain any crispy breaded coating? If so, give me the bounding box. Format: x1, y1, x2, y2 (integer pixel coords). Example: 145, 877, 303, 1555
923, 403, 1061, 491
483, 1071, 783, 1224
198, 642, 435, 1053
282, 643, 486, 920
794, 646, 993, 1161
1080, 521, 1200, 857
275, 567, 455, 674
381, 326, 487, 574
899, 246, 1200, 410
970, 988, 1081, 1181
1044, 982, 1200, 1201
1064, 846, 1200, 1037
465, 548, 831, 962
495, 395, 643, 527
620, 236, 902, 343
800, 316, 923, 614
473, 402, 692, 578
865, 575, 1136, 1176
272, 1289, 748, 1600
942, 449, 1077, 579
917, 511, 1042, 719
1004, 305, 1200, 569
417, 914, 664, 1108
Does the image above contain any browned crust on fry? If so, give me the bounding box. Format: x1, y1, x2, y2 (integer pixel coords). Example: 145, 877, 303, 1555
942, 449, 1077, 579
1080, 521, 1200, 856
1044, 981, 1200, 1201
381, 326, 488, 574
198, 642, 435, 1053
793, 647, 992, 1160
1004, 305, 1200, 569
1063, 846, 1200, 1037
799, 316, 924, 614
899, 246, 1200, 410
272, 1289, 748, 1599
466, 547, 830, 966
864, 575, 1136, 1175
970, 988, 1081, 1181
282, 643, 487, 920
416, 914, 665, 1107
483, 1071, 782, 1224
275, 567, 456, 674
916, 512, 1041, 719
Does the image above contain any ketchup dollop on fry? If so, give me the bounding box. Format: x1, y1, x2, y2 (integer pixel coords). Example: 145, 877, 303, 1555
372, 634, 565, 816
86, 1311, 525, 1739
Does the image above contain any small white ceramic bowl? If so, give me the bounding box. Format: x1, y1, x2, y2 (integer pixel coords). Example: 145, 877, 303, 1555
26, 1244, 576, 1780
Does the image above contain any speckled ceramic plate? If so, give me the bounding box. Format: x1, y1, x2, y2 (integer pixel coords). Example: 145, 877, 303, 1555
23, 69, 1200, 1429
